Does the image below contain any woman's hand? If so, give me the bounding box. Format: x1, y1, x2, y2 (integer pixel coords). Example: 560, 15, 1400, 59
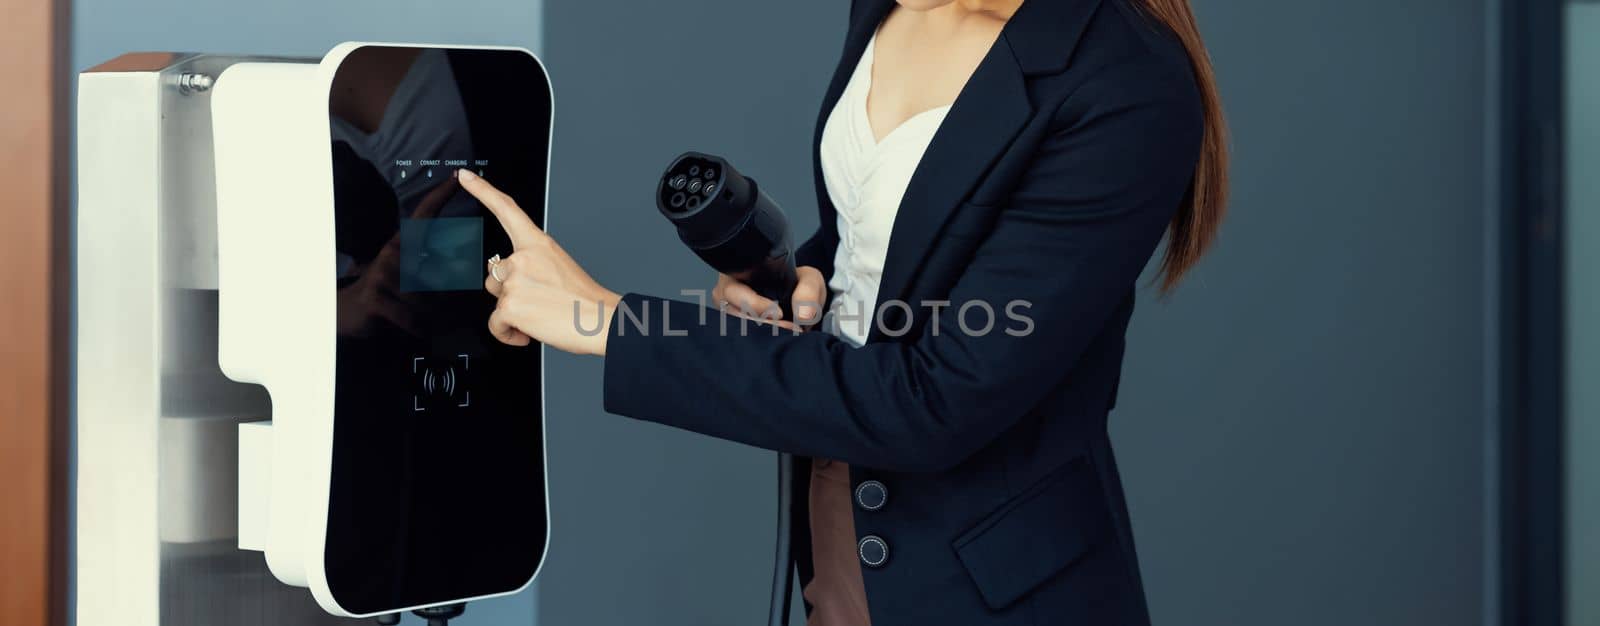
458, 169, 621, 355
711, 266, 828, 331
335, 238, 417, 337
334, 176, 456, 338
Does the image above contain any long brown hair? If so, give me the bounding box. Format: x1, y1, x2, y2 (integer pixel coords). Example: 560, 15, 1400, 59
1133, 0, 1229, 293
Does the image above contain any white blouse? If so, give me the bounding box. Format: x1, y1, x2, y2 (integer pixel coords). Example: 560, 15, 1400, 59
818, 34, 951, 347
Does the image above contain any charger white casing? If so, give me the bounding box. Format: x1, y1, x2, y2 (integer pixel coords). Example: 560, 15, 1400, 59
211, 41, 551, 618
212, 53, 328, 592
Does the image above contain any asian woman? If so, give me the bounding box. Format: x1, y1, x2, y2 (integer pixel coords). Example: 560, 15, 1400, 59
459, 0, 1227, 623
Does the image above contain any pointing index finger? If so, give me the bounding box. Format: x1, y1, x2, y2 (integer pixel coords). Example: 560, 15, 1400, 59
458, 169, 541, 251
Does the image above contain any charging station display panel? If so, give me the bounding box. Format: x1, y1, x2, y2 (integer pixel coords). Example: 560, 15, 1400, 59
325, 46, 549, 614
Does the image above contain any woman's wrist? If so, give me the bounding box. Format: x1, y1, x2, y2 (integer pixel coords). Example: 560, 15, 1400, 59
586, 289, 622, 357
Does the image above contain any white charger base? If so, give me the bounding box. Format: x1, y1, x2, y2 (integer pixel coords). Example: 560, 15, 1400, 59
238, 420, 273, 553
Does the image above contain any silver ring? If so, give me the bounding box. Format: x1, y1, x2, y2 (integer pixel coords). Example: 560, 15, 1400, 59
488, 254, 505, 283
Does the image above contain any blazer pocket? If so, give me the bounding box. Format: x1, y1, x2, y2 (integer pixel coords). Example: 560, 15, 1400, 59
952, 456, 1113, 610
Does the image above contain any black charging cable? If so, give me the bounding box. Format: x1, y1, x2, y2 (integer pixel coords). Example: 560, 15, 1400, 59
373, 602, 466, 626
770, 454, 794, 626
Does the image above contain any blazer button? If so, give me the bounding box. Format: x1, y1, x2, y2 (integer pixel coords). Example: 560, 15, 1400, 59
855, 480, 887, 511
858, 535, 889, 568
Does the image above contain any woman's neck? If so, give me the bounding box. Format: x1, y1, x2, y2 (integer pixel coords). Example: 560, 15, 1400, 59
906, 0, 1022, 32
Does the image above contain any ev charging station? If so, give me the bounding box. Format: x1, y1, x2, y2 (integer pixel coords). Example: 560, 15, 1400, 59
76, 43, 551, 624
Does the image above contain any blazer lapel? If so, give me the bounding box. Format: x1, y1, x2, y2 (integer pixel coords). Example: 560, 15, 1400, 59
812, 0, 897, 226
867, 38, 1031, 340
868, 0, 1104, 341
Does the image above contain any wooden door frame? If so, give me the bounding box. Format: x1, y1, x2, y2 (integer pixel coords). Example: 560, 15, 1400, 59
0, 0, 70, 623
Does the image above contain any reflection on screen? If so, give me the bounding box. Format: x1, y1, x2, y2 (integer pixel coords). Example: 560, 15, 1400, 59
400, 217, 484, 292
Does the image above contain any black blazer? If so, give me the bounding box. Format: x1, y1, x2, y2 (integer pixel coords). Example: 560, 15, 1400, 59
603, 0, 1203, 623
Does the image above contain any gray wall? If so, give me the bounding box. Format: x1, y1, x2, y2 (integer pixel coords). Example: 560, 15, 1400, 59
1116, 0, 1492, 623
71, 3, 544, 625
1117, 1, 1490, 624
542, 1, 1494, 626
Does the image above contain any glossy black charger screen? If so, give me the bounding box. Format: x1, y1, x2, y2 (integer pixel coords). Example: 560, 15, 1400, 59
325, 45, 549, 615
